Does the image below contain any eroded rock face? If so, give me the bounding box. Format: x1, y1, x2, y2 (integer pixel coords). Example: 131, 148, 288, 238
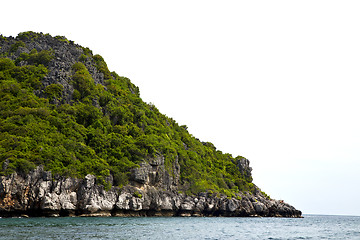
0, 34, 105, 104
0, 163, 302, 218
130, 155, 180, 191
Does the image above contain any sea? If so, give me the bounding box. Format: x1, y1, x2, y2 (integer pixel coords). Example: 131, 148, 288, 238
0, 215, 359, 240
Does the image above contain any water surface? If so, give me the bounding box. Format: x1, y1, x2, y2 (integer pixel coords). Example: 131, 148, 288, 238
1, 215, 359, 239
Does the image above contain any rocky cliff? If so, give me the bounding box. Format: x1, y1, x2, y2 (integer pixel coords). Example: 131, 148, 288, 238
0, 163, 301, 218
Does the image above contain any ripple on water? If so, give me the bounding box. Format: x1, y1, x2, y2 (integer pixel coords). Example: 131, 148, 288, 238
0, 215, 360, 240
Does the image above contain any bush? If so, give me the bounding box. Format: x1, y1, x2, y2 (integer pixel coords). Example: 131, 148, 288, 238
54, 35, 69, 43
261, 191, 271, 200
74, 102, 102, 127
79, 54, 88, 62
28, 50, 54, 66
81, 47, 93, 57
0, 58, 15, 71
13, 158, 36, 174
112, 172, 129, 187
72, 62, 95, 98
8, 64, 48, 89
0, 80, 21, 95
93, 54, 112, 80
45, 84, 64, 98
9, 41, 26, 53
72, 89, 81, 100
133, 191, 142, 198
15, 49, 54, 66
17, 31, 40, 41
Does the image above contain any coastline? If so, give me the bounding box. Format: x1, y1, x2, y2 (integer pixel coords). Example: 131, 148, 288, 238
0, 166, 302, 218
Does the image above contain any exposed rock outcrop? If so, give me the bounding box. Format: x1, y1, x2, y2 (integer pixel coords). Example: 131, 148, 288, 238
0, 33, 105, 104
0, 163, 302, 218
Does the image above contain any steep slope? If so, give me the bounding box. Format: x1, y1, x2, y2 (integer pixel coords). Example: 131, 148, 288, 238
0, 32, 301, 217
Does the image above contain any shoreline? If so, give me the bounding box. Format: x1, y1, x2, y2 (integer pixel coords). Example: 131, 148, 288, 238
1, 166, 302, 219
0, 208, 303, 218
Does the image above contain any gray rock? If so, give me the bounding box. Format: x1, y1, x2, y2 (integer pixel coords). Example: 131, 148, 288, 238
0, 33, 106, 105
0, 165, 302, 217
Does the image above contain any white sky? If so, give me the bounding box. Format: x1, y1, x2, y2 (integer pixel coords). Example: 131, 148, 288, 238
2, 0, 360, 216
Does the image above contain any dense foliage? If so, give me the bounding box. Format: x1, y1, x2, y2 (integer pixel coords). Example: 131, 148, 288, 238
0, 32, 254, 196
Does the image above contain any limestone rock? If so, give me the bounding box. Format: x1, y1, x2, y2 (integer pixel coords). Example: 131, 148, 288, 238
0, 165, 302, 217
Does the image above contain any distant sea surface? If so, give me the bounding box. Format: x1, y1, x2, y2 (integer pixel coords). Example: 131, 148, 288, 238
0, 215, 359, 239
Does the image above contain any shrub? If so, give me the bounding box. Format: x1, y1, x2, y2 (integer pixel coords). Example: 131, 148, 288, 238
72, 62, 95, 98
93, 54, 112, 80
8, 64, 48, 89
112, 172, 128, 187
13, 158, 36, 174
0, 58, 15, 71
28, 50, 54, 66
15, 49, 54, 66
79, 54, 88, 62
54, 35, 69, 43
261, 191, 271, 200
72, 62, 86, 72
133, 191, 142, 198
0, 80, 21, 95
81, 47, 93, 57
72, 89, 81, 100
9, 41, 26, 53
45, 84, 64, 98
74, 102, 102, 127
17, 31, 40, 41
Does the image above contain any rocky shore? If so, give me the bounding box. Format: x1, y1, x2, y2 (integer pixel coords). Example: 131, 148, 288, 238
0, 162, 302, 218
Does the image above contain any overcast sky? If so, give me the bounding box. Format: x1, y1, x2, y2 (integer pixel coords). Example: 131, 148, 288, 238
2, 0, 360, 216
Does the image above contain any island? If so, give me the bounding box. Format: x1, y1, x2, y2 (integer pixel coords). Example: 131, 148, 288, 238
0, 32, 301, 218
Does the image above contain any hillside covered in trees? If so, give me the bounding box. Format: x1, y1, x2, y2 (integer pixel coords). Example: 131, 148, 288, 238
0, 31, 255, 197
0, 32, 303, 218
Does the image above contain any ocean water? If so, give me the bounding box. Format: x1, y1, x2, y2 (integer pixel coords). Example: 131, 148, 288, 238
0, 215, 359, 240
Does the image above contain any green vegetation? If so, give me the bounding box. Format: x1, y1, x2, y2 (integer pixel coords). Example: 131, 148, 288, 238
72, 62, 95, 99
17, 31, 40, 41
54, 35, 69, 43
9, 41, 26, 53
81, 47, 93, 57
15, 49, 54, 66
45, 84, 63, 98
93, 54, 112, 80
261, 191, 271, 200
0, 33, 255, 196
133, 191, 142, 198
79, 54, 88, 63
